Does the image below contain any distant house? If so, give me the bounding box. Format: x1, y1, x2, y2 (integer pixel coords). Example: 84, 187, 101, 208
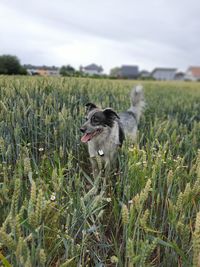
25, 65, 60, 76
185, 66, 200, 81
26, 68, 39, 75
47, 69, 60, 76
118, 65, 139, 79
151, 68, 177, 80
81, 64, 103, 75
37, 69, 49, 76
139, 70, 151, 79
174, 71, 185, 81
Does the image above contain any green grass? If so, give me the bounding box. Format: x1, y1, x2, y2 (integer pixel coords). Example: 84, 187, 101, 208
0, 76, 200, 266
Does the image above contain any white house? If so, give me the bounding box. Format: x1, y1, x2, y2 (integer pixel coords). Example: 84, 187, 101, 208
151, 68, 177, 80
185, 66, 200, 81
81, 64, 103, 75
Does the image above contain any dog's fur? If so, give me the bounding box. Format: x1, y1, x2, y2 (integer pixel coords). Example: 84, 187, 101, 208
80, 85, 145, 177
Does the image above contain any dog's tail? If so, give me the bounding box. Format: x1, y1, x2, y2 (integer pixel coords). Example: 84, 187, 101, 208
129, 85, 145, 122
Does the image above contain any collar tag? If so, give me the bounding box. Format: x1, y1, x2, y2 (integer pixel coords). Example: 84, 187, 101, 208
98, 149, 104, 156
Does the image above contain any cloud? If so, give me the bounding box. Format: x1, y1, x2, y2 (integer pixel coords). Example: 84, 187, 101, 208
0, 0, 200, 72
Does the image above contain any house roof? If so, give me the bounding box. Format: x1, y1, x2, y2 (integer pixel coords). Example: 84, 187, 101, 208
84, 64, 103, 72
175, 71, 185, 76
140, 70, 150, 75
151, 68, 177, 74
24, 64, 59, 71
187, 66, 200, 78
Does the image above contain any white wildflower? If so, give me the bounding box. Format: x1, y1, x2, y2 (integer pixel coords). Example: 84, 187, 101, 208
106, 198, 112, 202
50, 192, 56, 201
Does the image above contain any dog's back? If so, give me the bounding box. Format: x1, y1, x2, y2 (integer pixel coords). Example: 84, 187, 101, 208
119, 85, 145, 141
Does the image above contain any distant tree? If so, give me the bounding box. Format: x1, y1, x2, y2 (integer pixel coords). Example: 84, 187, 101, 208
110, 67, 120, 78
0, 55, 25, 75
74, 70, 84, 77
20, 66, 28, 75
60, 65, 76, 76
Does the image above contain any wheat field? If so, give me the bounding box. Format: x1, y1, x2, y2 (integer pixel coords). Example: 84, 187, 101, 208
0, 76, 200, 267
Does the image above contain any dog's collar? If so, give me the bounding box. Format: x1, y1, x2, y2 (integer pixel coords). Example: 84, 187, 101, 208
98, 149, 104, 156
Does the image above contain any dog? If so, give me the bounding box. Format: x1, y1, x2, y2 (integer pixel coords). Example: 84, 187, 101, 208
80, 85, 145, 177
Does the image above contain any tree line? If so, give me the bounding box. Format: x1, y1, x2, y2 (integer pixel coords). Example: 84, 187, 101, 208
0, 55, 87, 77
0, 55, 27, 75
0, 55, 107, 77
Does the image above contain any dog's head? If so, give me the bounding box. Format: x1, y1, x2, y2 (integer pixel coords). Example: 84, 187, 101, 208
80, 103, 119, 143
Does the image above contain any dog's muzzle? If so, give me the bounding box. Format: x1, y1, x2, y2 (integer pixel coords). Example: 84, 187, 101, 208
80, 128, 103, 143
80, 127, 86, 133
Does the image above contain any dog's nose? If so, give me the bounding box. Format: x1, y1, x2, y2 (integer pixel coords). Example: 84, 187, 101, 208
80, 127, 86, 133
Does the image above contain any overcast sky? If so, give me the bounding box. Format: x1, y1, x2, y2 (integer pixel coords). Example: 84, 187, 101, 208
0, 0, 200, 73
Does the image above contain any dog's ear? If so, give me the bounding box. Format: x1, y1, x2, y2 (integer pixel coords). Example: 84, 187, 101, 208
85, 102, 98, 113
103, 108, 120, 120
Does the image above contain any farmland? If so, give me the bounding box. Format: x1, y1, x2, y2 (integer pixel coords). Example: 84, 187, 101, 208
0, 76, 200, 266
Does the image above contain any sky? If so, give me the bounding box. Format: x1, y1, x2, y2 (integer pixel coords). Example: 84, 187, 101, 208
0, 0, 200, 73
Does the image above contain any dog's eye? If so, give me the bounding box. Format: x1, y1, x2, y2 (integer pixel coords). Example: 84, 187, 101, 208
92, 116, 99, 123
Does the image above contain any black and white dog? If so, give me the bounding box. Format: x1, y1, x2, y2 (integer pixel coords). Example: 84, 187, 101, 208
80, 85, 145, 177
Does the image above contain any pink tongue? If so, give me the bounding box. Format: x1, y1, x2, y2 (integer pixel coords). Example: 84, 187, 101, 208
81, 133, 93, 143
